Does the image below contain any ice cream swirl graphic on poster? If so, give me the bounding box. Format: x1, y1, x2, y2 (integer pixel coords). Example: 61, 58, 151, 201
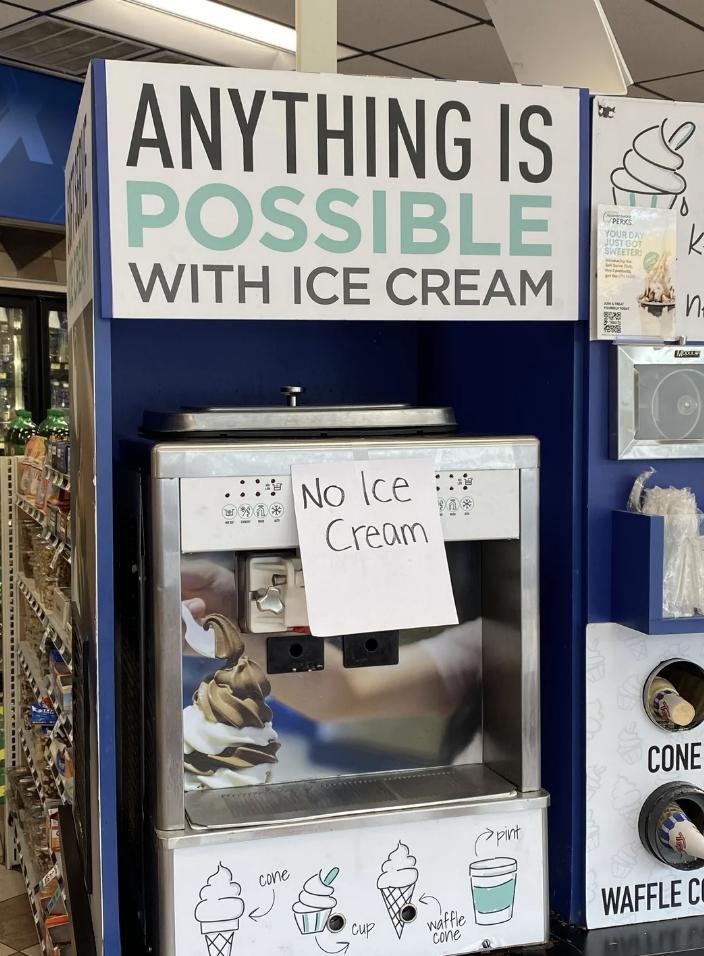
597, 205, 677, 339
611, 120, 695, 212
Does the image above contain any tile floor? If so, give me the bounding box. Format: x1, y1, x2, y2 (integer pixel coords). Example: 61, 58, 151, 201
0, 863, 41, 956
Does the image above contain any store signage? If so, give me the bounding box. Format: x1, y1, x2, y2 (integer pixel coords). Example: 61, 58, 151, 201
593, 96, 704, 340
102, 62, 581, 320
66, 75, 93, 329
291, 458, 457, 635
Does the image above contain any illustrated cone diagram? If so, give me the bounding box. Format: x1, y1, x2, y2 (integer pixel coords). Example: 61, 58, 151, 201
659, 802, 704, 859
195, 864, 245, 956
649, 677, 695, 727
377, 843, 418, 939
292, 867, 339, 934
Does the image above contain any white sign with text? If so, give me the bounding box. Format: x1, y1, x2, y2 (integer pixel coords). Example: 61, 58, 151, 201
103, 61, 581, 320
291, 458, 457, 636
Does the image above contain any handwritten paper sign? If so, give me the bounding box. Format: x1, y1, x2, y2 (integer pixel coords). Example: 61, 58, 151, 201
291, 458, 458, 637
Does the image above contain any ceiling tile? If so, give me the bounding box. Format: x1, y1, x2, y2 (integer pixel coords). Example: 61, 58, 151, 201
224, 0, 476, 52
627, 84, 671, 99
338, 54, 427, 78
0, 2, 34, 27
8, 0, 78, 10
337, 0, 471, 51
601, 0, 704, 82
648, 0, 704, 28
385, 22, 514, 81
427, 0, 490, 20
218, 0, 294, 28
643, 70, 704, 101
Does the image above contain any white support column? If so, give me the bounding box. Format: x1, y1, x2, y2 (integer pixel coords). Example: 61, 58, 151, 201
295, 0, 337, 74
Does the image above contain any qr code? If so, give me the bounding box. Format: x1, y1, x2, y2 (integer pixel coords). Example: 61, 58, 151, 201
603, 310, 622, 334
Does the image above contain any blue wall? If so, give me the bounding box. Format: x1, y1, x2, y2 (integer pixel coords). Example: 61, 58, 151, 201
0, 65, 81, 224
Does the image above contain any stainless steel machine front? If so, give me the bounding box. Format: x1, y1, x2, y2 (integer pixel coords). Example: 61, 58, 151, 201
120, 400, 548, 956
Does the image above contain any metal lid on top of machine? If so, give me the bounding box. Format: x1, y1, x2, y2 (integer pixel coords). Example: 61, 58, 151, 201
141, 386, 458, 439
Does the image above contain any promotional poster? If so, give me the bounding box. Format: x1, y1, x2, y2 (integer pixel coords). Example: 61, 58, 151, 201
102, 63, 581, 321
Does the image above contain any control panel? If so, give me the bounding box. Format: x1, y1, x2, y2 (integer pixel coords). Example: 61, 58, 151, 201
179, 469, 520, 552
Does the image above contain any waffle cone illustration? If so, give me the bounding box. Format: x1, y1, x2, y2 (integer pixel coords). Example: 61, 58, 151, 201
381, 883, 416, 939
377, 843, 418, 938
204, 931, 235, 956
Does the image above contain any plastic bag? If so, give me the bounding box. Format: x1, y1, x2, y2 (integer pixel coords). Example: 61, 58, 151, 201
627, 470, 704, 618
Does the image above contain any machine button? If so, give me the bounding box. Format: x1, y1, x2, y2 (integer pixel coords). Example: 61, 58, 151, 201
461, 496, 474, 513
438, 498, 445, 514
270, 502, 285, 518
255, 586, 285, 614
447, 497, 459, 514
222, 504, 237, 519
254, 503, 269, 518
238, 503, 253, 519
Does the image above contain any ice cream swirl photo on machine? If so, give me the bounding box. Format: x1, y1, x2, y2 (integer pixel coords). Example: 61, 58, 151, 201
182, 612, 280, 790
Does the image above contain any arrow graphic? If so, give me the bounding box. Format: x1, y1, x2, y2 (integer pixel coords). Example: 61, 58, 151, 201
315, 937, 350, 954
419, 894, 441, 914
474, 828, 494, 856
248, 888, 275, 921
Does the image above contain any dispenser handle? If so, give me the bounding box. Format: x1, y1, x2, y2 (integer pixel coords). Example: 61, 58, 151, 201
281, 385, 306, 407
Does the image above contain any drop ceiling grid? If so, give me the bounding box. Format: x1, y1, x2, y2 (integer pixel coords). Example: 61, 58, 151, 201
0, 0, 699, 99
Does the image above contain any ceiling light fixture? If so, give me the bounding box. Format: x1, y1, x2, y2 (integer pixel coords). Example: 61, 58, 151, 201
123, 0, 297, 52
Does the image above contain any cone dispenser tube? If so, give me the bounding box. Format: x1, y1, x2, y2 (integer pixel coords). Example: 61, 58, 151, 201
639, 782, 704, 870
643, 660, 704, 731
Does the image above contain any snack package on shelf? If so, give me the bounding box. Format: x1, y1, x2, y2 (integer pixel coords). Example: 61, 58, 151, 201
46, 808, 60, 854
52, 589, 70, 630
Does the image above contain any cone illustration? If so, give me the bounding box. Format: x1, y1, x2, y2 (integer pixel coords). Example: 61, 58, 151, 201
195, 864, 244, 956
204, 932, 235, 956
659, 802, 704, 858
380, 884, 416, 939
377, 843, 418, 939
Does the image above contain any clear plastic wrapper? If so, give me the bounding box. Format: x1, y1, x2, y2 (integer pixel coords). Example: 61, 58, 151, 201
628, 470, 704, 617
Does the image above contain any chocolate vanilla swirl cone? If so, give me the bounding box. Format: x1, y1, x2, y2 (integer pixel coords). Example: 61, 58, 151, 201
183, 614, 279, 790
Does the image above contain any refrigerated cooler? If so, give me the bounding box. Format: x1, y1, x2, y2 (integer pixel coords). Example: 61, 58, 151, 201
0, 293, 69, 452
117, 396, 549, 956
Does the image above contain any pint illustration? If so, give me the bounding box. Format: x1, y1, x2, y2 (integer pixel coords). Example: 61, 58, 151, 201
469, 857, 517, 925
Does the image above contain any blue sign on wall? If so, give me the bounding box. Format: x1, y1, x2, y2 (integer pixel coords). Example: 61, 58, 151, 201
0, 65, 82, 225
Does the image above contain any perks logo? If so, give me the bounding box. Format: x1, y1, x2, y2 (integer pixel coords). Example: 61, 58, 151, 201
603, 210, 632, 226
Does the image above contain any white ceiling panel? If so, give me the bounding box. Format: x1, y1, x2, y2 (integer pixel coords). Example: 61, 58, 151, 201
601, 0, 704, 82
649, 0, 704, 28
57, 0, 295, 68
338, 54, 427, 78
644, 70, 704, 101
389, 22, 514, 81
0, 2, 34, 27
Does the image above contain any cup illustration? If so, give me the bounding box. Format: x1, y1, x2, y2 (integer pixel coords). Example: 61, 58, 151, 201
469, 857, 517, 925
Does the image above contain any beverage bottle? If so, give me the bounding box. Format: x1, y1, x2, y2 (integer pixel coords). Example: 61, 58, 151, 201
0, 388, 12, 423
37, 408, 69, 441
0, 328, 13, 371
7, 409, 36, 455
649, 677, 695, 726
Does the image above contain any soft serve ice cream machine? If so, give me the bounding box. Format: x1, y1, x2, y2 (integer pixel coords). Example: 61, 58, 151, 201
125, 395, 549, 956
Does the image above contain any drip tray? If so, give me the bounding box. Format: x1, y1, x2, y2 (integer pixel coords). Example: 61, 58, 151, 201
185, 764, 516, 830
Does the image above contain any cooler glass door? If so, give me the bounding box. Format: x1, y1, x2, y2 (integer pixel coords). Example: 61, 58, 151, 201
0, 297, 31, 452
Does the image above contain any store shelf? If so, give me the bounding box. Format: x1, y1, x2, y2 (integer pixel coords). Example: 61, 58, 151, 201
19, 726, 60, 813
47, 755, 72, 806
19, 641, 72, 743
41, 527, 71, 564
17, 493, 45, 524
42, 465, 70, 491
12, 817, 47, 951
18, 574, 72, 670
18, 640, 48, 701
